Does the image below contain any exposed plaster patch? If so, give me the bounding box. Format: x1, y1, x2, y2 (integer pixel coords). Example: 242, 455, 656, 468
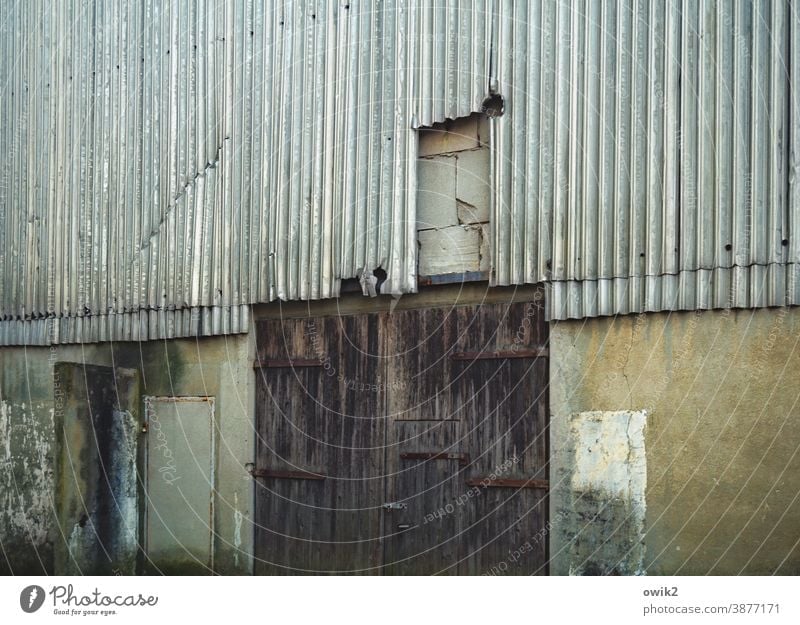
561, 410, 647, 575
570, 411, 647, 502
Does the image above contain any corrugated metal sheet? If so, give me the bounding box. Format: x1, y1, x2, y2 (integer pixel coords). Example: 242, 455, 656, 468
492, 0, 800, 320
3, 0, 798, 343
0, 0, 491, 345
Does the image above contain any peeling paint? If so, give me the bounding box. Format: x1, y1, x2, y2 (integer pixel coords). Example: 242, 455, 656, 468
2, 336, 252, 575
54, 364, 140, 575
0, 397, 55, 569
570, 411, 647, 504
1, 400, 10, 462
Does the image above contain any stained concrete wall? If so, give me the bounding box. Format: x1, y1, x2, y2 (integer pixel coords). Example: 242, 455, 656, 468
550, 306, 800, 575
0, 343, 115, 574
0, 331, 255, 575
117, 334, 255, 575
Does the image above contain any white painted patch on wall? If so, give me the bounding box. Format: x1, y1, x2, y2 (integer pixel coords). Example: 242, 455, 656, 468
563, 410, 648, 575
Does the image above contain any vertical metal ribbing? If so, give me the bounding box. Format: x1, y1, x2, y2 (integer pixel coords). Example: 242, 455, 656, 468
769, 0, 789, 305
522, 0, 539, 286
565, 0, 580, 290
713, 0, 731, 307
3, 1, 798, 342
583, 0, 600, 287
790, 1, 800, 303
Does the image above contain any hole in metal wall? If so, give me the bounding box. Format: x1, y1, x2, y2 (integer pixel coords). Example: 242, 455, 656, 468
373, 267, 387, 294
481, 93, 505, 117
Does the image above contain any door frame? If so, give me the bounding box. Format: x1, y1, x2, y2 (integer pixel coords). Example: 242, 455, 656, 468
251, 283, 548, 574
141, 395, 217, 574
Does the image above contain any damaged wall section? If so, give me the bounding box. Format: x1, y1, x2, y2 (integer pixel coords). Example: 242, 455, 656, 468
0, 332, 255, 575
0, 344, 118, 574
553, 410, 647, 576
417, 113, 491, 277
551, 308, 800, 574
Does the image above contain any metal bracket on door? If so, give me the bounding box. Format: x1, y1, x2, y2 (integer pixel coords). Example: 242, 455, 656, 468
252, 358, 324, 369
400, 451, 470, 466
249, 467, 326, 481
382, 502, 407, 510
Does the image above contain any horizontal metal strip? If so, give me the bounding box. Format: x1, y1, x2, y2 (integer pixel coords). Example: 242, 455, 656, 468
249, 469, 325, 481
253, 359, 324, 369
399, 452, 470, 466
465, 478, 549, 490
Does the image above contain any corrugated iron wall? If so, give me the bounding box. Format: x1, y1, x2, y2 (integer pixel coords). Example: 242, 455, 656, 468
0, 0, 490, 345
492, 0, 800, 319
2, 0, 798, 343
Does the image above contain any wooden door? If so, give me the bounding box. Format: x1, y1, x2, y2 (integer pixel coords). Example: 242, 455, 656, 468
382, 299, 549, 575
254, 314, 385, 574
253, 292, 549, 575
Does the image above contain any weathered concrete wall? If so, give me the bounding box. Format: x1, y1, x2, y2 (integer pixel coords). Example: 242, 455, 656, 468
417, 113, 490, 276
551, 307, 800, 575
0, 331, 255, 575
115, 333, 255, 575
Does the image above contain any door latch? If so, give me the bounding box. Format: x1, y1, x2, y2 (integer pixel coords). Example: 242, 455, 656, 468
382, 502, 407, 510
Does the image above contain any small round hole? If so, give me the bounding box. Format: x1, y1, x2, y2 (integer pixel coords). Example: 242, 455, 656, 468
481, 93, 505, 118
